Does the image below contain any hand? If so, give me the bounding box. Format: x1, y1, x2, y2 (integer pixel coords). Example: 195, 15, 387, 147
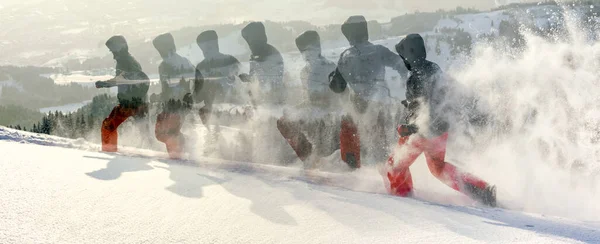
95, 81, 111, 88
401, 100, 409, 108
398, 124, 418, 137
239, 73, 251, 83
328, 69, 347, 93
183, 93, 194, 109
149, 93, 160, 103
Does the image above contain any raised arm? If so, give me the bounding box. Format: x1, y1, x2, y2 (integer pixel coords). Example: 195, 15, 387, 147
381, 46, 409, 81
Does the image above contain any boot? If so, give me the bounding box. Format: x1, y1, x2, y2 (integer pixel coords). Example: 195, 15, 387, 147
464, 183, 497, 207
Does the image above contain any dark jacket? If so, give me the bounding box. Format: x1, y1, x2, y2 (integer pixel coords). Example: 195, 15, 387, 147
105, 35, 150, 107
396, 34, 449, 136
153, 33, 195, 102
241, 22, 285, 89
296, 31, 337, 105
195, 54, 241, 104
332, 16, 408, 112
114, 54, 150, 107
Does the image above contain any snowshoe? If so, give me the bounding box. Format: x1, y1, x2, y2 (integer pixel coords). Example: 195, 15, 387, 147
464, 183, 497, 207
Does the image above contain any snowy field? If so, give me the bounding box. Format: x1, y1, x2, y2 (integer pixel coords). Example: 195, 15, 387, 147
42, 72, 116, 86
0, 127, 599, 243
39, 100, 92, 114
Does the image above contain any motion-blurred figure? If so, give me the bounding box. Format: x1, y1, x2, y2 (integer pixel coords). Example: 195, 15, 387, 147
195, 30, 242, 106
329, 15, 408, 169
152, 33, 196, 159
239, 22, 285, 104
277, 31, 338, 168
384, 33, 496, 207
95, 35, 150, 153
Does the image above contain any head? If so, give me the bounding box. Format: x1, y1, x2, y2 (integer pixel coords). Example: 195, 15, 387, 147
341, 15, 369, 46
197, 30, 220, 58
105, 35, 129, 60
296, 31, 322, 61
241, 22, 268, 54
395, 34, 427, 68
152, 33, 177, 59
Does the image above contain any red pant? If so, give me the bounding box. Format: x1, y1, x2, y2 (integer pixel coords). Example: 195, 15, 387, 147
340, 116, 360, 169
101, 105, 146, 152
386, 127, 489, 197
277, 117, 312, 162
155, 111, 184, 159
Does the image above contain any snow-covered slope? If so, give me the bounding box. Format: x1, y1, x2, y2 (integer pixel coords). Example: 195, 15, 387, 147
1, 127, 599, 243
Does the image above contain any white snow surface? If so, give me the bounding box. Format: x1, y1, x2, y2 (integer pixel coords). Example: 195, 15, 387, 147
1, 126, 599, 243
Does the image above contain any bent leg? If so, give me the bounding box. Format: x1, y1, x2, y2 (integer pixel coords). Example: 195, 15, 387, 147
385, 128, 425, 197
101, 105, 134, 152
155, 111, 184, 159
277, 116, 313, 163
424, 133, 495, 206
340, 115, 360, 169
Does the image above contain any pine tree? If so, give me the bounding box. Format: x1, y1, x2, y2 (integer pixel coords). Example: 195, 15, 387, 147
87, 114, 94, 131
78, 113, 86, 138
41, 116, 52, 135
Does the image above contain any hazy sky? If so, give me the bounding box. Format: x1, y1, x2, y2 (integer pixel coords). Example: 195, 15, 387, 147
0, 0, 536, 24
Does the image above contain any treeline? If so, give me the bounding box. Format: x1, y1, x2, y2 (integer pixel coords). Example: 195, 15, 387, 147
8, 94, 116, 139
0, 65, 104, 109
0, 104, 44, 128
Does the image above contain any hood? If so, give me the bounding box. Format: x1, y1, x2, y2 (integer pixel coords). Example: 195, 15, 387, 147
153, 33, 176, 58
295, 30, 321, 52
197, 30, 220, 53
341, 16, 368, 45
242, 22, 268, 45
395, 34, 427, 68
106, 35, 128, 54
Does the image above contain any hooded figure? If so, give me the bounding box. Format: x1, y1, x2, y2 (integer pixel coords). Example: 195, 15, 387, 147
153, 33, 195, 102
239, 22, 285, 103
295, 30, 336, 106
384, 34, 497, 207
395, 33, 448, 136
96, 35, 150, 153
276, 31, 338, 169
195, 30, 241, 104
329, 16, 408, 169
331, 15, 408, 112
101, 35, 150, 106
152, 33, 196, 160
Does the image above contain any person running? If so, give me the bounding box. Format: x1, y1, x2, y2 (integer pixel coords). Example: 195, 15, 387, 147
152, 33, 196, 159
277, 30, 337, 168
329, 15, 408, 169
95, 35, 150, 153
239, 22, 285, 105
383, 34, 497, 207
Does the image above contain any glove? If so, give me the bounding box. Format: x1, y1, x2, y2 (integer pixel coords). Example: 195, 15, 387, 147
183, 93, 194, 109
398, 124, 418, 137
149, 93, 160, 103
95, 81, 112, 88
328, 68, 347, 93
401, 100, 409, 108
239, 73, 251, 83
